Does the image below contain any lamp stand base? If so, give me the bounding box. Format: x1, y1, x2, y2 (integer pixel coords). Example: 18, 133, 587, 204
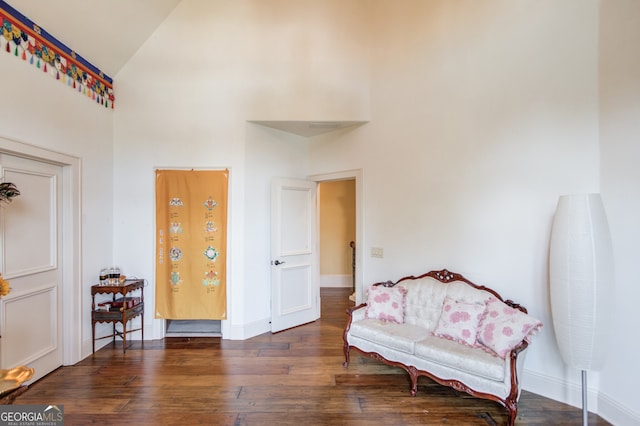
582, 369, 588, 426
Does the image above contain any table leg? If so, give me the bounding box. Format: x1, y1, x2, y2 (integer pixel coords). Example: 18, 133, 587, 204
122, 320, 127, 354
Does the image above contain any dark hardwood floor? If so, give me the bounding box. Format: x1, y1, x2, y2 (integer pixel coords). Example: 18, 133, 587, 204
14, 288, 609, 425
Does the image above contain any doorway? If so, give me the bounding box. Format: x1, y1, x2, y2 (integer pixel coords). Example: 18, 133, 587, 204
318, 179, 356, 300
312, 170, 363, 305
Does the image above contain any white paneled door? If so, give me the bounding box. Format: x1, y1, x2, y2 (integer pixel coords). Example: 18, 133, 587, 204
0, 153, 63, 382
270, 178, 319, 333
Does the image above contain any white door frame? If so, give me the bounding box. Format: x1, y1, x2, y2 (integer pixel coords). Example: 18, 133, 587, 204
0, 136, 82, 366
308, 169, 364, 305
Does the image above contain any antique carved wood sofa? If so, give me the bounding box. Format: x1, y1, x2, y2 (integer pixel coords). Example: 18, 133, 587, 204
343, 269, 542, 425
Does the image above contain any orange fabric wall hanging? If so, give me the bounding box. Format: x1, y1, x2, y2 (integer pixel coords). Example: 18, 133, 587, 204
155, 169, 228, 320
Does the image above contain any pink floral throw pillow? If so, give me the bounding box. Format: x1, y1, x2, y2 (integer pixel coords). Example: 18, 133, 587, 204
365, 285, 407, 324
477, 297, 543, 359
433, 296, 486, 346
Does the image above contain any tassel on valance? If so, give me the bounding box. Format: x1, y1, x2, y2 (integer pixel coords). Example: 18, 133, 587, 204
0, 1, 115, 109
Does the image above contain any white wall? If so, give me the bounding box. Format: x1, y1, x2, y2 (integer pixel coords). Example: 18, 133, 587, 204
599, 1, 640, 423
112, 0, 249, 338
309, 0, 623, 418
243, 123, 310, 336
112, 0, 370, 339
0, 43, 114, 357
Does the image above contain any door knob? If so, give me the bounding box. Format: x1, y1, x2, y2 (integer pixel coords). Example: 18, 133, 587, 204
273, 260, 285, 265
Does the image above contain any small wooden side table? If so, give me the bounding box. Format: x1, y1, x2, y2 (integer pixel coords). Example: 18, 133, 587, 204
91, 279, 144, 354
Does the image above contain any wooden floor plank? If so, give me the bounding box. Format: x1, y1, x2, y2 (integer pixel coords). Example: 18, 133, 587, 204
12, 287, 610, 425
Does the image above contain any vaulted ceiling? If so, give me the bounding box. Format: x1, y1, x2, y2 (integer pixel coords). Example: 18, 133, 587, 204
4, 0, 367, 136
4, 0, 182, 78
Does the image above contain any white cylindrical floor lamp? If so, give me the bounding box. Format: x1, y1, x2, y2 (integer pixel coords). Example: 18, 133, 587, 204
549, 193, 614, 426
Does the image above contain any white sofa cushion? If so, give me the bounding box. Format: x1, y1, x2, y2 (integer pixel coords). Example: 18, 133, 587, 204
349, 319, 431, 354
397, 277, 494, 331
397, 277, 448, 330
414, 335, 505, 381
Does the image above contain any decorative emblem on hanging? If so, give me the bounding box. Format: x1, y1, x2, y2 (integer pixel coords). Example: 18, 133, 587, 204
169, 247, 182, 261
169, 222, 183, 234
204, 221, 217, 233
170, 271, 181, 286
202, 196, 218, 210
169, 198, 183, 206
202, 270, 220, 287
204, 246, 219, 261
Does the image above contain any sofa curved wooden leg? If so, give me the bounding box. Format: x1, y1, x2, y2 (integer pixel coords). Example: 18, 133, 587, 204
343, 344, 351, 367
408, 366, 419, 396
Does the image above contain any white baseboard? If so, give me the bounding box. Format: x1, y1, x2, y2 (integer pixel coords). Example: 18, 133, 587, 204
523, 369, 640, 425
598, 391, 640, 425
227, 317, 271, 340
320, 274, 352, 288
523, 368, 593, 411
